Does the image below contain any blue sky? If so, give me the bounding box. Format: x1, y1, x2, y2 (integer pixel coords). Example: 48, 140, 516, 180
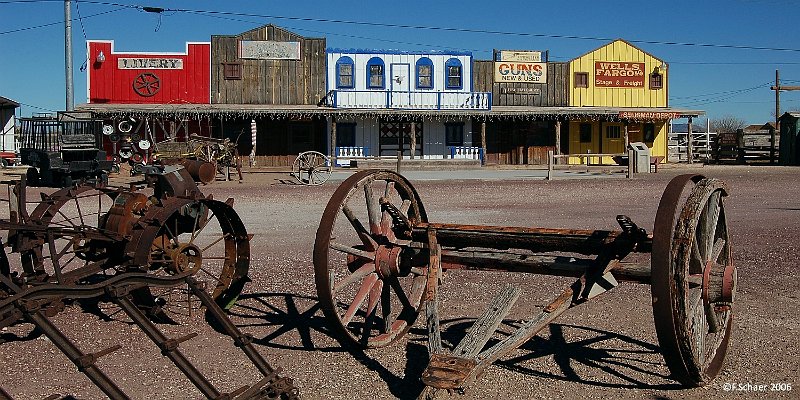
2, 0, 799, 125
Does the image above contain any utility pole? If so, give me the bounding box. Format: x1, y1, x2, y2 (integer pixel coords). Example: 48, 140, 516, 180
65, 0, 74, 111
771, 69, 800, 162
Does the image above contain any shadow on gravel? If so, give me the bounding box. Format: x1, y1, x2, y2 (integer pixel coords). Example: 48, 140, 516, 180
226, 292, 340, 352
494, 322, 682, 390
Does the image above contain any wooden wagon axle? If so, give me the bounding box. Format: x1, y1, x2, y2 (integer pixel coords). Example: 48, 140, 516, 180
314, 170, 737, 396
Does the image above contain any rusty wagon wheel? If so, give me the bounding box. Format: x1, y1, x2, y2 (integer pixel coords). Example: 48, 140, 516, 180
19, 183, 121, 285
652, 174, 736, 387
292, 151, 332, 186
125, 197, 250, 316
314, 169, 428, 347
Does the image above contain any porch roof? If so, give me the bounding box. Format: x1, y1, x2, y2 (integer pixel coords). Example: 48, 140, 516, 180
76, 103, 704, 122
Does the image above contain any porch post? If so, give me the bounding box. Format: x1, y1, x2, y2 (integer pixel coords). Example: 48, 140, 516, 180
481, 121, 487, 166
330, 116, 337, 169
554, 120, 562, 156
623, 123, 629, 149
687, 116, 694, 164
410, 121, 416, 160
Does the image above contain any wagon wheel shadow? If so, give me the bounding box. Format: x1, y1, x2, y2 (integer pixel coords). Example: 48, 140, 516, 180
224, 292, 432, 399
488, 322, 681, 390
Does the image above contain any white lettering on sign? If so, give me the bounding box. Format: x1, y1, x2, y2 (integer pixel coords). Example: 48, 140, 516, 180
118, 58, 183, 69
239, 41, 301, 60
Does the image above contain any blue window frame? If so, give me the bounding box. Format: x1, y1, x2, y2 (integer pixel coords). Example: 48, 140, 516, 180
336, 56, 354, 89
416, 57, 434, 89
366, 57, 385, 89
445, 58, 463, 90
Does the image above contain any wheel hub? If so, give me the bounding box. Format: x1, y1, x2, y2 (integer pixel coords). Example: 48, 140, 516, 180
163, 243, 202, 275
374, 245, 403, 279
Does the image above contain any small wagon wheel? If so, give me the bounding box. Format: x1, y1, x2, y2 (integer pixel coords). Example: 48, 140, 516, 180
292, 151, 332, 186
652, 174, 736, 387
132, 72, 161, 97
314, 169, 428, 347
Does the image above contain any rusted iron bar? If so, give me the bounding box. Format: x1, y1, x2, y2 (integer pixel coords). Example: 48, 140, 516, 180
413, 222, 651, 256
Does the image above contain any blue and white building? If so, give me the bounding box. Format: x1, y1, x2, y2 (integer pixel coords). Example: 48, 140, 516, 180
323, 49, 491, 162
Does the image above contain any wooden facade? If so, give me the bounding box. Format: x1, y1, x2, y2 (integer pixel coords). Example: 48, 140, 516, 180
567, 40, 671, 163
473, 61, 568, 107
87, 41, 210, 104
211, 25, 326, 105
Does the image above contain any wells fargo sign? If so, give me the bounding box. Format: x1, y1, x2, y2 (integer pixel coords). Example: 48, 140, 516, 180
595, 62, 645, 88
494, 62, 547, 83
118, 58, 183, 69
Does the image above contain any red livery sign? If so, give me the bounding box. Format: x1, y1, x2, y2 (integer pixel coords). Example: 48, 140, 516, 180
594, 62, 645, 88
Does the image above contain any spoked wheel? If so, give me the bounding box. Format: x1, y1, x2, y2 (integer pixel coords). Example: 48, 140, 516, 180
20, 184, 120, 285
314, 170, 429, 347
652, 174, 736, 387
292, 151, 332, 186
126, 197, 250, 317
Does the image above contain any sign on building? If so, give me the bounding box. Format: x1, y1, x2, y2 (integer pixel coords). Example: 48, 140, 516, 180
595, 62, 645, 88
118, 58, 183, 69
239, 41, 301, 60
494, 62, 547, 83
498, 50, 543, 63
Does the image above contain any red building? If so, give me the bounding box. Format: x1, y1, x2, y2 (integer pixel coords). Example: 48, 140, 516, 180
87, 40, 210, 104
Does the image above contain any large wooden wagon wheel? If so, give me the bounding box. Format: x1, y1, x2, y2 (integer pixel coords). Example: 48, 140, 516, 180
652, 174, 736, 387
125, 197, 251, 316
314, 170, 428, 347
132, 72, 161, 97
292, 151, 332, 186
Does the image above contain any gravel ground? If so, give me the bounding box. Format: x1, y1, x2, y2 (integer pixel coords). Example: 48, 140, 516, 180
1, 164, 798, 399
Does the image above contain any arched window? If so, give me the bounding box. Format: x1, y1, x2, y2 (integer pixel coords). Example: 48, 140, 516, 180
445, 58, 463, 90
336, 56, 354, 89
416, 57, 434, 89
366, 57, 385, 89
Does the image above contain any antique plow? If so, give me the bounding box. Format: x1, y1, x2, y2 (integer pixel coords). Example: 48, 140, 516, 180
314, 170, 735, 395
0, 165, 299, 399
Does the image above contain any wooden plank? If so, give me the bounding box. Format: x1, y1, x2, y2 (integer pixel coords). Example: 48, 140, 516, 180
452, 285, 521, 358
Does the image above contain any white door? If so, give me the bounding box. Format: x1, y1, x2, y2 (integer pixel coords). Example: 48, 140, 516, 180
390, 63, 411, 108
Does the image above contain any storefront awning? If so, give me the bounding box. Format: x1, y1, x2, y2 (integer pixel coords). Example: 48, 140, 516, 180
76, 103, 704, 122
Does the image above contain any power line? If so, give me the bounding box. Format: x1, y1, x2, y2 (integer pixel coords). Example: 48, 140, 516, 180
4, 1, 800, 54
0, 7, 125, 35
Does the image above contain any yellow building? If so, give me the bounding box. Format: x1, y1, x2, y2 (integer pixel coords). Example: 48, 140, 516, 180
566, 39, 688, 164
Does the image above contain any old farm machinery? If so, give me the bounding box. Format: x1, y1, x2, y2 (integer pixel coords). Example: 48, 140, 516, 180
0, 165, 299, 399
314, 170, 736, 396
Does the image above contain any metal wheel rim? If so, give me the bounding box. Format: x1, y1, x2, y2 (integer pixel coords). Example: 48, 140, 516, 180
126, 198, 250, 312
652, 174, 735, 386
314, 169, 428, 347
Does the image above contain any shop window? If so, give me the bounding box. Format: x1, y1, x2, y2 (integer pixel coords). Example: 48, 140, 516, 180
367, 57, 385, 89
336, 123, 356, 147
579, 123, 592, 143
336, 57, 354, 89
606, 125, 621, 139
416, 57, 433, 89
445, 58, 463, 89
644, 123, 656, 142
445, 123, 464, 146
650, 73, 663, 89
574, 72, 588, 88
222, 62, 242, 80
